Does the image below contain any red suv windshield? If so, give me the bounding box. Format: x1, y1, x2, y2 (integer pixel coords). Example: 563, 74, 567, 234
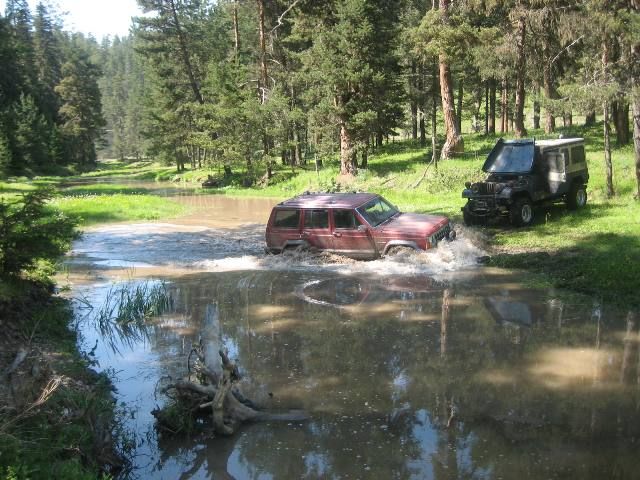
357, 196, 399, 227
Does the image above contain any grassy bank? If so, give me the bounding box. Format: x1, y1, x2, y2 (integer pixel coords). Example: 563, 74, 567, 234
52, 191, 186, 226
0, 191, 125, 478
0, 280, 123, 479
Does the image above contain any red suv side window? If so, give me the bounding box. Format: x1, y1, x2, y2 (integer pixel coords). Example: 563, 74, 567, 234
303, 210, 329, 229
273, 209, 300, 228
334, 209, 361, 229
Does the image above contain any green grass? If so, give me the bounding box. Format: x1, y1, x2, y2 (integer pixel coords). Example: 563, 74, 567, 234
52, 193, 186, 226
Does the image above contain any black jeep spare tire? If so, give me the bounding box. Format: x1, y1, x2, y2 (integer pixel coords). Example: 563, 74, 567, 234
566, 183, 587, 210
509, 197, 534, 227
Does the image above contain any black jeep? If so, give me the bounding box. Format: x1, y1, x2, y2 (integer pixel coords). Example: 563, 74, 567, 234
462, 138, 589, 226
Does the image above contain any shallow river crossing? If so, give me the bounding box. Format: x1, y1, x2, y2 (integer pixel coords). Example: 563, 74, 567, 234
64, 189, 640, 480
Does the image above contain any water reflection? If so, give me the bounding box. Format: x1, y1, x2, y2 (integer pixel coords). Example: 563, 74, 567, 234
74, 269, 640, 479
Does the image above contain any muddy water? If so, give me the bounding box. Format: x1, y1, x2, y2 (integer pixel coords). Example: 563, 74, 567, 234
66, 192, 640, 479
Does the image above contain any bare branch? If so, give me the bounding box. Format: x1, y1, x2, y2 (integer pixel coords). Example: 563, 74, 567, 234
551, 35, 584, 66
270, 0, 303, 34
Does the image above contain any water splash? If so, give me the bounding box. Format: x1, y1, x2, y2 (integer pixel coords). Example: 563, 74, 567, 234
70, 222, 485, 278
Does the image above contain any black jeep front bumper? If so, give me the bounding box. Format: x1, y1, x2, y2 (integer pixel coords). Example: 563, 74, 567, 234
461, 192, 511, 218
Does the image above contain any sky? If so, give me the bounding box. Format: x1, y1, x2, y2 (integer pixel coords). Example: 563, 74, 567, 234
0, 0, 144, 39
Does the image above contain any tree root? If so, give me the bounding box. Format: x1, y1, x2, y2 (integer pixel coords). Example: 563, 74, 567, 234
154, 347, 307, 436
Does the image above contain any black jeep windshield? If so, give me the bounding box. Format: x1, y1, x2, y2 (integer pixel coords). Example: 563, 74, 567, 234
483, 140, 535, 174
357, 196, 398, 227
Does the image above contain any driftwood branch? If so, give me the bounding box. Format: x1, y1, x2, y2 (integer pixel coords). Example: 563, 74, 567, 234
154, 305, 308, 436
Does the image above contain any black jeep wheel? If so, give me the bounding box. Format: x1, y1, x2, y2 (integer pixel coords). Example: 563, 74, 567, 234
463, 205, 483, 226
509, 197, 534, 227
566, 183, 587, 210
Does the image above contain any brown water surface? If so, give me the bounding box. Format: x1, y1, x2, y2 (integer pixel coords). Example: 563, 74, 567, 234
66, 192, 640, 480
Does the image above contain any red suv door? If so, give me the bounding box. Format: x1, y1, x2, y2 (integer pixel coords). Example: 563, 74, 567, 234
331, 209, 376, 259
267, 208, 301, 251
302, 209, 333, 251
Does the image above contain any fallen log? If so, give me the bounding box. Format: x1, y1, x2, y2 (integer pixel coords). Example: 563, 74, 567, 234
153, 304, 307, 436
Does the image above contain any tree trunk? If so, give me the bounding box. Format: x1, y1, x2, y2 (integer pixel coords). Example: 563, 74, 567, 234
168, 0, 203, 104
633, 49, 640, 199
340, 123, 357, 176
604, 101, 614, 197
484, 82, 489, 135
411, 62, 418, 140
603, 41, 614, 198
563, 111, 572, 128
533, 84, 540, 129
360, 148, 368, 169
585, 110, 596, 126
293, 127, 302, 166
489, 80, 496, 134
456, 79, 463, 133
514, 16, 527, 137
233, 0, 240, 62
438, 0, 463, 158
439, 56, 463, 158
500, 77, 508, 134
613, 100, 630, 145
419, 109, 426, 146
257, 0, 268, 104
543, 42, 555, 134
432, 61, 438, 165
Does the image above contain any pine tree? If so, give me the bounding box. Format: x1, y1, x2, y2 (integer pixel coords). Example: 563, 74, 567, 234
5, 0, 37, 97
13, 93, 49, 172
33, 2, 62, 123
55, 46, 106, 167
305, 0, 405, 176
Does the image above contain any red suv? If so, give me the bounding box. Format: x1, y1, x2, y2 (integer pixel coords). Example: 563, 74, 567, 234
265, 192, 455, 259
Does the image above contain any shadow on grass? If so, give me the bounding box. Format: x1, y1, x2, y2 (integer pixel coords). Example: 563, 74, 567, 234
367, 153, 428, 177
489, 232, 640, 307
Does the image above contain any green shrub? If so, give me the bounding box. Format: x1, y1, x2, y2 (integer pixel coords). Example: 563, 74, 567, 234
0, 188, 78, 278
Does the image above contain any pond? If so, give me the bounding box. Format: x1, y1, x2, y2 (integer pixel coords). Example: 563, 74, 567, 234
65, 192, 640, 480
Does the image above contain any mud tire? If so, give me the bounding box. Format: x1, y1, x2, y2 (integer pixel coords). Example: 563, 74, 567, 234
463, 206, 484, 226
566, 183, 587, 210
386, 246, 416, 257
509, 197, 534, 227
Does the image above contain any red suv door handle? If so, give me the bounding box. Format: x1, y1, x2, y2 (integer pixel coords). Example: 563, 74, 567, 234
333, 232, 342, 237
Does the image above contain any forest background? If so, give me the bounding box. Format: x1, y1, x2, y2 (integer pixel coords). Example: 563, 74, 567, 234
0, 0, 638, 195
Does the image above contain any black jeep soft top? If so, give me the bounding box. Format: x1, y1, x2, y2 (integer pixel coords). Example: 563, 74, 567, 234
462, 138, 589, 227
